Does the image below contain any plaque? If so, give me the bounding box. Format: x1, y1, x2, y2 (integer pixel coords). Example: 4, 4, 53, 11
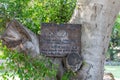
40, 23, 81, 57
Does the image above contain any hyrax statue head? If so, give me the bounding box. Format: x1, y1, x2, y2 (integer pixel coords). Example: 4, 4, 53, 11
1, 20, 40, 57
66, 53, 82, 72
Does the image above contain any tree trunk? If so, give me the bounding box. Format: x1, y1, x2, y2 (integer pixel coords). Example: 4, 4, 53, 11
69, 0, 120, 80
1, 0, 120, 80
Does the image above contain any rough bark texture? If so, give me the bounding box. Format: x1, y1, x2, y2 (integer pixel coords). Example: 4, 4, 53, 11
1, 0, 120, 80
70, 0, 120, 80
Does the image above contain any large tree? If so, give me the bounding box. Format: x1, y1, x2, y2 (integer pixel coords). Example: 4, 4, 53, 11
69, 0, 120, 80
1, 0, 120, 80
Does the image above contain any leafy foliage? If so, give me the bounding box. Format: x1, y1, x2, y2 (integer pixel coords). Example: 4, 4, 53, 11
0, 0, 77, 79
62, 71, 75, 80
0, 42, 57, 80
0, 0, 76, 34
107, 14, 120, 61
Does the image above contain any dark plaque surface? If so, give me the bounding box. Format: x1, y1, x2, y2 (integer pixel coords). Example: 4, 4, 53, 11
40, 23, 81, 57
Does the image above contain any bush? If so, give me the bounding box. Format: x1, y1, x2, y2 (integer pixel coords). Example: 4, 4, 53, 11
0, 0, 77, 79
0, 42, 57, 80
0, 0, 76, 34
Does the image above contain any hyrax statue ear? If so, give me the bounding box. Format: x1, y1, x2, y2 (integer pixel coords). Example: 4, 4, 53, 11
2, 19, 32, 42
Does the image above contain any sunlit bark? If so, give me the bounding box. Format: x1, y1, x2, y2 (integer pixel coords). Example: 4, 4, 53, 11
70, 0, 120, 80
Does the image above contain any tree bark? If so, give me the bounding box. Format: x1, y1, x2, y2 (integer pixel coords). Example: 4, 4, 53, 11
1, 0, 120, 80
69, 0, 120, 80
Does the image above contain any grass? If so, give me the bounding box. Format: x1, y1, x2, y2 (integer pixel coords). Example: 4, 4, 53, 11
105, 66, 120, 79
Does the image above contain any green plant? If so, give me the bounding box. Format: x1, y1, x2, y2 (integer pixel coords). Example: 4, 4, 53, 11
0, 0, 77, 79
0, 0, 76, 34
0, 42, 57, 80
62, 70, 75, 80
107, 13, 120, 61
0, 42, 77, 80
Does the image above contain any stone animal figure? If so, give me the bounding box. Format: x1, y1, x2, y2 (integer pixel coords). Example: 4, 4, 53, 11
1, 20, 40, 57
1, 20, 64, 80
103, 73, 115, 80
1, 20, 83, 80
66, 53, 82, 72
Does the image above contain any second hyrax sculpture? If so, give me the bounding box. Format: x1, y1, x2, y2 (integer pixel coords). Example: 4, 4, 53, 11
1, 20, 40, 57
